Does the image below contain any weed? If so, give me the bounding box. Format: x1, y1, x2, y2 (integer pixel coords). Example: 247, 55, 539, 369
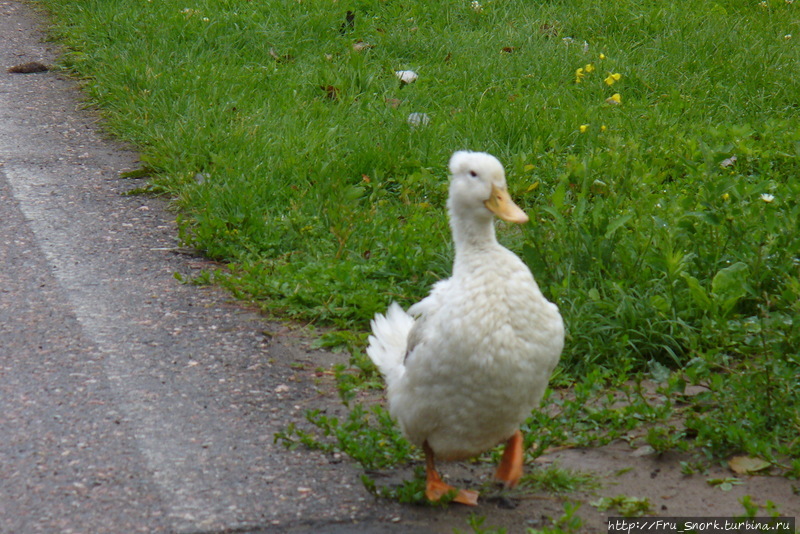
361, 469, 429, 505
520, 464, 598, 494
706, 477, 744, 492
590, 495, 652, 518
274, 404, 414, 470
528, 502, 584, 534
455, 514, 507, 534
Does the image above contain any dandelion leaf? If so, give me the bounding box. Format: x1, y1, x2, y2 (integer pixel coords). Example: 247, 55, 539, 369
711, 262, 749, 315
681, 273, 712, 311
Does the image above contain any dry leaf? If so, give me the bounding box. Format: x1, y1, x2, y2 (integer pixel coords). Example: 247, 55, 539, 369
501, 46, 517, 54
539, 23, 560, 37
268, 48, 293, 63
395, 70, 418, 84
321, 85, 340, 100
728, 455, 771, 475
7, 61, 48, 74
352, 41, 375, 52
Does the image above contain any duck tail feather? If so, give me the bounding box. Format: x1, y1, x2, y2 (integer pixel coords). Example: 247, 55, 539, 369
366, 302, 413, 386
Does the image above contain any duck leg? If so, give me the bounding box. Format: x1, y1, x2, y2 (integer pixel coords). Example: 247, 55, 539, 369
494, 430, 524, 488
423, 441, 479, 506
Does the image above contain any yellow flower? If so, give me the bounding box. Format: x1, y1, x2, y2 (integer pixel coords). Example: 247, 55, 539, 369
600, 125, 607, 132
722, 193, 731, 202
579, 124, 589, 133
599, 53, 606, 60
604, 72, 622, 86
606, 93, 622, 105
575, 67, 585, 83
584, 63, 595, 73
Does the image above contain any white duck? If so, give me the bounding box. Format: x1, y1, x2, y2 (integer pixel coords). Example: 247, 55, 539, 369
367, 151, 564, 505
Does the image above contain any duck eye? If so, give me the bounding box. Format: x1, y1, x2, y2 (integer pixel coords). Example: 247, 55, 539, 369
469, 170, 478, 178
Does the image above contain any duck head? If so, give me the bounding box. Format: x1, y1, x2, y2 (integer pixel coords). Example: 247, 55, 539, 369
447, 151, 529, 225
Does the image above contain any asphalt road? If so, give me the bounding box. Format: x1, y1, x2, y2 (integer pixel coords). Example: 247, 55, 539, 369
0, 2, 472, 533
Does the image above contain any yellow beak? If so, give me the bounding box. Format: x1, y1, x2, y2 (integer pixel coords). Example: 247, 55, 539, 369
484, 184, 529, 224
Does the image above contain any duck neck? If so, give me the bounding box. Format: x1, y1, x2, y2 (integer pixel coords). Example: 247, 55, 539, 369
450, 211, 499, 259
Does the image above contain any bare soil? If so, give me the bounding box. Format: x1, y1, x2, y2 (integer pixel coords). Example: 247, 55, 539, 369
287, 353, 799, 533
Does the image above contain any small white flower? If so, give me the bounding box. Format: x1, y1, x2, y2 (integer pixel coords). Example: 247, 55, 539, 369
471, 1, 483, 13
760, 193, 775, 203
395, 70, 418, 84
407, 112, 430, 127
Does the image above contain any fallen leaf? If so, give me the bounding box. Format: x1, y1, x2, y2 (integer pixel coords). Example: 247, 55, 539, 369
321, 85, 340, 100
352, 41, 375, 52
395, 70, 418, 84
539, 23, 559, 37
268, 48, 293, 63
729, 455, 771, 475
631, 445, 655, 457
7, 61, 49, 74
501, 46, 517, 53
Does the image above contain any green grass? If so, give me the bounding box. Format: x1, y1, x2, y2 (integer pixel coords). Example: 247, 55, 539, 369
38, 0, 800, 487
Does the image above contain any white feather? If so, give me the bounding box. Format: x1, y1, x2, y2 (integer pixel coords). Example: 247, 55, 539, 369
366, 302, 414, 388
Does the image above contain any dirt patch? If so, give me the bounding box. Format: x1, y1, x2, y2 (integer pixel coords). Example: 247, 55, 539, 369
281, 352, 799, 533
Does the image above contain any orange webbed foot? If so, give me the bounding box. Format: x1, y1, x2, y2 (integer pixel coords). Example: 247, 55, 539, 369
424, 440, 480, 506
425, 477, 480, 506
494, 430, 524, 489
